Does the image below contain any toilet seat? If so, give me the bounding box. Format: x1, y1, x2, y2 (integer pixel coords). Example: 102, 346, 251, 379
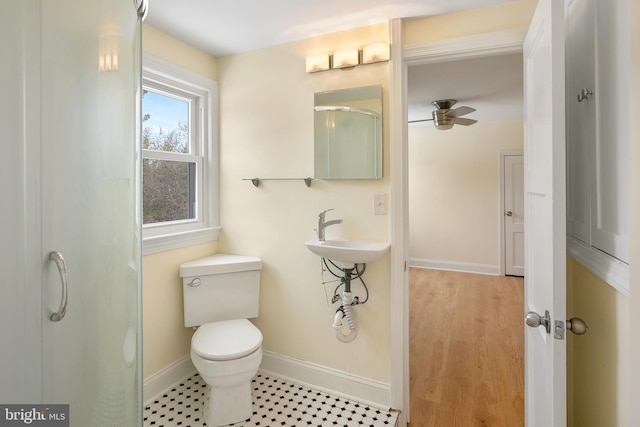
192, 319, 262, 361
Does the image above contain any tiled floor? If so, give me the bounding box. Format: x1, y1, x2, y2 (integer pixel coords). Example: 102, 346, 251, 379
144, 372, 399, 427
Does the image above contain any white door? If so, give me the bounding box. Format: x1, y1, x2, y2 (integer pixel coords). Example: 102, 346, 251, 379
523, 0, 566, 425
505, 154, 525, 276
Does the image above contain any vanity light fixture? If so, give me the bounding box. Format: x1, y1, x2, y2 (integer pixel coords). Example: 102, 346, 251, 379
332, 48, 359, 69
305, 42, 390, 73
362, 42, 390, 64
305, 54, 330, 73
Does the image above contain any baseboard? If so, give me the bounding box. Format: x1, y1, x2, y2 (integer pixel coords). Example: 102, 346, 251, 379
143, 355, 196, 404
260, 351, 392, 410
409, 258, 500, 276
142, 351, 393, 411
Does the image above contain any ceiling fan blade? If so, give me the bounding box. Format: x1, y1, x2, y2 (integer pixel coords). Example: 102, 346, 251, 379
445, 106, 476, 117
453, 117, 478, 126
408, 118, 434, 124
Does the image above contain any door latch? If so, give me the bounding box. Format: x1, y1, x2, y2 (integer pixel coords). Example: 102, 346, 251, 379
554, 320, 564, 340
554, 318, 588, 340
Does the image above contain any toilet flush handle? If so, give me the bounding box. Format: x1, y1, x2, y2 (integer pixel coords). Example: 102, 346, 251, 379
188, 278, 201, 287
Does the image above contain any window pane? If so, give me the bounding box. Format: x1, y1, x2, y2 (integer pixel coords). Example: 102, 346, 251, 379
143, 159, 196, 224
143, 90, 189, 153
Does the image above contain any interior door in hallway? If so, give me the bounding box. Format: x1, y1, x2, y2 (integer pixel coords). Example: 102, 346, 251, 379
504, 154, 525, 276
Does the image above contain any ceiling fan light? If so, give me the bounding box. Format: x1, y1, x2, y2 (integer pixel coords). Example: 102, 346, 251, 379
433, 110, 455, 130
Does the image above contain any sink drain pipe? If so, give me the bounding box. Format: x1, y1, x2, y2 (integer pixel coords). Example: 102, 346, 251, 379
333, 292, 358, 343
332, 268, 359, 343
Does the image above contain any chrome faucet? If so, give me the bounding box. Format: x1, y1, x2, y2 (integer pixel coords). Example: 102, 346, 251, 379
317, 208, 342, 241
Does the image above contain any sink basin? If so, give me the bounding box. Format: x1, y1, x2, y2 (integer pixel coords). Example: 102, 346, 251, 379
305, 239, 390, 268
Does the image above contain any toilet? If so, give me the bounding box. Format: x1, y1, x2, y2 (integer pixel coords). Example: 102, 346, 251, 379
180, 254, 263, 427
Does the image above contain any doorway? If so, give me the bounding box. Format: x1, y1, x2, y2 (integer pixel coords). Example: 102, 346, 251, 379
501, 151, 525, 277
390, 26, 525, 425
406, 58, 525, 424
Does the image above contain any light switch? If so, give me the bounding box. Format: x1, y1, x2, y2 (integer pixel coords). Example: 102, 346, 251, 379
373, 193, 386, 215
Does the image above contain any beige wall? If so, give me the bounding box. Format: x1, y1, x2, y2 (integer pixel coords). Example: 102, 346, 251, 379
143, 241, 217, 378
216, 23, 391, 381
141, 26, 218, 379
567, 257, 629, 427
408, 122, 523, 266
403, 0, 537, 45
142, 24, 217, 80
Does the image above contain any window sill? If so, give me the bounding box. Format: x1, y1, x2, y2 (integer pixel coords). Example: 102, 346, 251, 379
567, 235, 629, 296
143, 226, 221, 256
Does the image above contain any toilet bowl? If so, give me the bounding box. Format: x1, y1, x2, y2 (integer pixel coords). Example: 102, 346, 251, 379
190, 319, 263, 426
180, 254, 263, 427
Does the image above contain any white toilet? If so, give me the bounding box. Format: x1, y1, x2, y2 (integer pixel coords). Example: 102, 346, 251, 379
180, 254, 263, 427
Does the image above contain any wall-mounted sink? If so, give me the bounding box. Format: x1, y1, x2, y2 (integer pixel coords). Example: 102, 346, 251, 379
305, 239, 390, 269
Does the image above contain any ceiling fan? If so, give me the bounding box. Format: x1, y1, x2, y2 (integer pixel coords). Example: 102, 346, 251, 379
409, 99, 478, 130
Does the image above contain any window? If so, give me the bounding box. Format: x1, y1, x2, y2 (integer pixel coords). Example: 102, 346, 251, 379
142, 55, 219, 254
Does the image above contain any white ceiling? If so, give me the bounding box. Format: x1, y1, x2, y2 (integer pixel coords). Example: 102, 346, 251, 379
407, 53, 523, 125
145, 0, 524, 125
145, 0, 514, 57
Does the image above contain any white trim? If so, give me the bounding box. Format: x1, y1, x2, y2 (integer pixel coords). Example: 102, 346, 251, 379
388, 18, 410, 427
260, 351, 392, 410
143, 226, 221, 255
143, 355, 196, 404
390, 26, 527, 427
143, 351, 393, 412
409, 258, 500, 276
143, 54, 217, 91
141, 54, 220, 255
566, 236, 629, 296
404, 28, 528, 65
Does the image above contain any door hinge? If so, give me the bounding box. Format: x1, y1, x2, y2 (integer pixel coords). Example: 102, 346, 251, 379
554, 320, 565, 340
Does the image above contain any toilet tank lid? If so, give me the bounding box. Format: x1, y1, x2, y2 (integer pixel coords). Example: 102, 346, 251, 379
180, 254, 262, 277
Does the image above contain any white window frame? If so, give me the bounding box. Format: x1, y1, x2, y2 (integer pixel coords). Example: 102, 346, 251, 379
142, 54, 220, 255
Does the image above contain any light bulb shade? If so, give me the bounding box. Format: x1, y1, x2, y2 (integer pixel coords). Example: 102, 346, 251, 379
362, 42, 390, 64
305, 54, 330, 73
332, 48, 359, 69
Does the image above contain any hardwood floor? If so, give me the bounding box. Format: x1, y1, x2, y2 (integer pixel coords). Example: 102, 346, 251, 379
408, 268, 524, 427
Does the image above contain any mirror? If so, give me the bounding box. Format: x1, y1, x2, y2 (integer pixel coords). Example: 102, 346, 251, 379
314, 85, 382, 179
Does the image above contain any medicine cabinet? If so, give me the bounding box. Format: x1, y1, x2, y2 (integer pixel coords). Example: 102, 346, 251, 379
314, 85, 382, 179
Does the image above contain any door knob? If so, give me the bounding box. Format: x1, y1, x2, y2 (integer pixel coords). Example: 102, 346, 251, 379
506, 211, 513, 216
566, 317, 588, 335
525, 310, 550, 334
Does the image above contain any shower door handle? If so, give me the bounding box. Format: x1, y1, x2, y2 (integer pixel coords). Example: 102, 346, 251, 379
49, 251, 68, 322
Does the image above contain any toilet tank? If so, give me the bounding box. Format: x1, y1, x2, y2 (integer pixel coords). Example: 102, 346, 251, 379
180, 254, 262, 327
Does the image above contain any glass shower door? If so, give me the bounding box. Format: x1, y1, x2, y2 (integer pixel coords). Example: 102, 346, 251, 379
0, 1, 142, 426
41, 1, 142, 425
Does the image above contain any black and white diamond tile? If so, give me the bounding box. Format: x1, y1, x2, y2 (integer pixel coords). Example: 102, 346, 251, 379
144, 372, 399, 427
